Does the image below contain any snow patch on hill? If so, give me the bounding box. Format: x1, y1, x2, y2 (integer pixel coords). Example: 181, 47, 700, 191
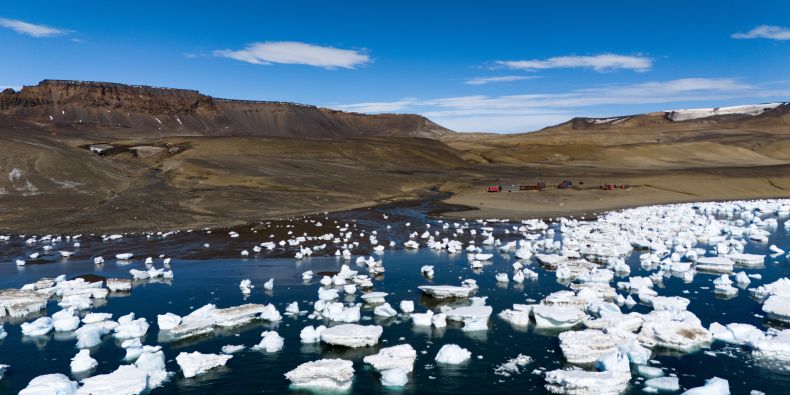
666, 103, 784, 122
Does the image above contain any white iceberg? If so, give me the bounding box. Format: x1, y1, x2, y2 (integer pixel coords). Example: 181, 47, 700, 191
19, 374, 78, 395
176, 351, 232, 378
320, 324, 382, 348
253, 331, 285, 352
434, 344, 471, 364
681, 377, 730, 395
284, 359, 354, 391
21, 317, 54, 336
363, 344, 417, 372
70, 350, 97, 373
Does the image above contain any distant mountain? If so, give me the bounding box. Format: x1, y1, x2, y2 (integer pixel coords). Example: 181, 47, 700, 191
538, 102, 790, 133
0, 80, 453, 139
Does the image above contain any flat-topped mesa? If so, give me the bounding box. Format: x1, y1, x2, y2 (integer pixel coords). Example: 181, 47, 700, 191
0, 79, 217, 114
0, 79, 454, 139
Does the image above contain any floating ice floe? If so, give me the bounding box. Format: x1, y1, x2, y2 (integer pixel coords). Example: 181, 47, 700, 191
162, 303, 278, 340
106, 278, 132, 292
222, 344, 246, 354
284, 359, 354, 391
176, 352, 232, 378
21, 317, 54, 336
559, 329, 621, 364
494, 354, 532, 377
681, 377, 730, 394
434, 344, 471, 364
114, 313, 150, 340
300, 325, 326, 343
532, 305, 586, 329
418, 285, 474, 299
762, 295, 790, 323
544, 369, 630, 395
253, 331, 285, 352
52, 309, 81, 332
70, 350, 98, 374
19, 374, 78, 395
364, 344, 417, 372
637, 311, 711, 352
320, 324, 382, 347
239, 279, 253, 295
373, 303, 397, 317
0, 289, 49, 318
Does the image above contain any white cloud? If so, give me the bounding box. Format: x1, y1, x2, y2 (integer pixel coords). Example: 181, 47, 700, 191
0, 17, 68, 37
335, 78, 790, 133
1, 85, 22, 91
732, 25, 790, 40
465, 75, 537, 85
214, 41, 370, 69
497, 53, 652, 72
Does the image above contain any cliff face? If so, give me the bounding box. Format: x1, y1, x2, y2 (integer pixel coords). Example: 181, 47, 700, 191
0, 80, 453, 138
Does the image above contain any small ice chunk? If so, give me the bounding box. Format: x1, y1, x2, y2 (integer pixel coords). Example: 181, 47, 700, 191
239, 279, 253, 295
300, 325, 326, 343
681, 377, 730, 395
253, 330, 285, 352
434, 344, 471, 364
380, 368, 409, 387
399, 300, 415, 314
157, 313, 181, 330
363, 344, 417, 372
53, 309, 80, 332
21, 317, 54, 336
646, 376, 680, 392
70, 349, 98, 373
175, 351, 232, 378
221, 344, 245, 354
373, 303, 397, 317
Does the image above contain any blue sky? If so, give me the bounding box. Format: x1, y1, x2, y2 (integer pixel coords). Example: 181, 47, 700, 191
2, 1, 789, 132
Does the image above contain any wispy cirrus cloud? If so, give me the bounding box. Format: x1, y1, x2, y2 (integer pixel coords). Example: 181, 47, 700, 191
732, 25, 790, 41
465, 75, 538, 85
214, 41, 370, 69
496, 53, 652, 72
336, 78, 790, 132
0, 17, 69, 37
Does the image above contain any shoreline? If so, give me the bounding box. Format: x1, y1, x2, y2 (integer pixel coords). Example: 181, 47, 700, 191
3, 187, 790, 237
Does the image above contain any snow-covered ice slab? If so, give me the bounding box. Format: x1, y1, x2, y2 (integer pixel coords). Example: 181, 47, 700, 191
445, 306, 493, 322
638, 315, 711, 352
559, 329, 620, 364
320, 324, 383, 348
751, 329, 790, 361
545, 369, 630, 395
418, 285, 474, 299
435, 344, 471, 364
363, 344, 417, 372
19, 374, 78, 395
0, 289, 49, 318
532, 305, 585, 329
695, 257, 734, 273
176, 351, 232, 378
763, 295, 790, 323
680, 376, 730, 394
106, 279, 132, 292
77, 365, 149, 395
284, 359, 354, 391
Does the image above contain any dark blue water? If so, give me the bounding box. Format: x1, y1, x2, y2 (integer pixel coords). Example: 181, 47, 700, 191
0, 208, 788, 394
